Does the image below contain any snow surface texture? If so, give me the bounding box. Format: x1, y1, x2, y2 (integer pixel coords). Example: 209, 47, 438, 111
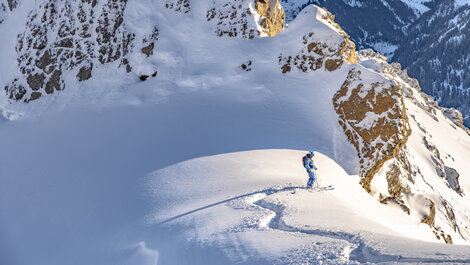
0, 1, 470, 264
147, 150, 470, 264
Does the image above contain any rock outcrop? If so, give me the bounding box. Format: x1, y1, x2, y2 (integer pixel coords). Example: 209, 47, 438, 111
279, 8, 357, 73
255, 0, 285, 37
4, 0, 159, 102
206, 0, 285, 39
333, 68, 411, 192
0, 0, 19, 24
358, 49, 470, 136
356, 48, 470, 243
164, 0, 190, 14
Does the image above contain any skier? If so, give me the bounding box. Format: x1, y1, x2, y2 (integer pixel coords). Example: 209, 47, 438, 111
302, 151, 318, 189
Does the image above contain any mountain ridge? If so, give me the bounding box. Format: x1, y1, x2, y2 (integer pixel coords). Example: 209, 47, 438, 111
281, 0, 470, 127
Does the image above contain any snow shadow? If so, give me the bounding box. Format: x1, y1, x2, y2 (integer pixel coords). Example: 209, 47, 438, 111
158, 185, 304, 225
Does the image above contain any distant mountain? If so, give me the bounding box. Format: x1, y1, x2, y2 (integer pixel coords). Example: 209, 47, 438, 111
394, 0, 470, 128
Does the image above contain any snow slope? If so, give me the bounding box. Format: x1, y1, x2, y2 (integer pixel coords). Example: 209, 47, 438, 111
0, 1, 470, 264
146, 149, 470, 264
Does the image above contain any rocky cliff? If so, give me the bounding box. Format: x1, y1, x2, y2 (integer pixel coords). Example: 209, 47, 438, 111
279, 7, 357, 73
356, 49, 470, 243
0, 0, 19, 24
4, 0, 155, 102
333, 67, 411, 192
3, 0, 287, 102
206, 0, 285, 39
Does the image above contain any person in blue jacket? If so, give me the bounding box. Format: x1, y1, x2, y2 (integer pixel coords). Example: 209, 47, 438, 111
302, 151, 318, 189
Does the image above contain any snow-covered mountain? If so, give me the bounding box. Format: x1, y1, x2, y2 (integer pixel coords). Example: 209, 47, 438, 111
1, 0, 470, 264
281, 0, 470, 127
280, 0, 426, 57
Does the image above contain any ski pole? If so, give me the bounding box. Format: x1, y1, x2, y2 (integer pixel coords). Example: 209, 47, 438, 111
315, 167, 320, 189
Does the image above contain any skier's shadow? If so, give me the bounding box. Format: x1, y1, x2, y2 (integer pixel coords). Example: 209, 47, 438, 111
158, 185, 305, 225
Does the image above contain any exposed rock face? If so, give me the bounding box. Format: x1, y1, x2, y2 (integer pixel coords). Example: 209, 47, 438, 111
380, 196, 410, 215
206, 0, 257, 39
422, 136, 463, 196
3, 0, 160, 102
3, 0, 286, 103
77, 64, 93, 82
422, 136, 446, 178
279, 10, 357, 74
284, 0, 417, 58
421, 200, 436, 226
358, 49, 470, 137
356, 48, 470, 244
255, 0, 285, 37
206, 0, 285, 39
420, 200, 454, 244
282, 0, 470, 127
164, 0, 190, 14
0, 0, 20, 24
141, 27, 159, 57
443, 108, 464, 128
333, 68, 411, 192
445, 166, 463, 196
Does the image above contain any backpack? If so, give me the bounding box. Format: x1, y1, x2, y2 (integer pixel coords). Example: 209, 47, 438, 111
302, 155, 309, 168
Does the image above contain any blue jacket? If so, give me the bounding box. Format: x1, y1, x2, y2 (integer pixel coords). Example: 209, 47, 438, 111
303, 156, 317, 171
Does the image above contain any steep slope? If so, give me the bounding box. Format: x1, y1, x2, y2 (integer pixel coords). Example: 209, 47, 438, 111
1, 0, 285, 102
357, 49, 470, 243
0, 1, 470, 264
282, 0, 470, 127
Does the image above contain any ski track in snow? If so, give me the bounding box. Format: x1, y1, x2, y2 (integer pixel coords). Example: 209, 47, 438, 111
159, 183, 470, 264
241, 186, 470, 264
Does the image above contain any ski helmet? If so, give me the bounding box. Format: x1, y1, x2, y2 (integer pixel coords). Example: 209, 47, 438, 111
308, 151, 314, 156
